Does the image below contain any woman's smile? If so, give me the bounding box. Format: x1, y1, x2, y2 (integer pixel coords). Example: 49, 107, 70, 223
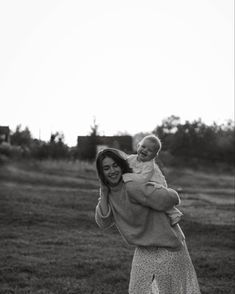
108, 173, 120, 180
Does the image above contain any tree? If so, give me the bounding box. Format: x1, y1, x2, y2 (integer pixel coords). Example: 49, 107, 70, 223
76, 118, 99, 161
87, 118, 99, 161
153, 117, 235, 166
47, 132, 69, 159
11, 125, 32, 147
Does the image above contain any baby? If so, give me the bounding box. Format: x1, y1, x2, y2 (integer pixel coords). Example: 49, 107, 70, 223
122, 134, 182, 226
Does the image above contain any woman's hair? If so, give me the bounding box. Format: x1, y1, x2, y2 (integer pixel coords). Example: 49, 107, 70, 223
96, 148, 132, 186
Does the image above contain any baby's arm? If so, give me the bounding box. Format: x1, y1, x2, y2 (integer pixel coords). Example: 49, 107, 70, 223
123, 162, 155, 183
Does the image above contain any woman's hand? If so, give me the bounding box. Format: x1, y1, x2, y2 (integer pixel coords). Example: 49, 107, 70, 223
100, 181, 109, 197
99, 181, 110, 216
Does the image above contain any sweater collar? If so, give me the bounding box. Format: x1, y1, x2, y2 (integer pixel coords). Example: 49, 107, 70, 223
110, 181, 124, 192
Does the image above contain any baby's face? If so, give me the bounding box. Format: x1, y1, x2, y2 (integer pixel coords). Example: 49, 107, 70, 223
137, 139, 157, 162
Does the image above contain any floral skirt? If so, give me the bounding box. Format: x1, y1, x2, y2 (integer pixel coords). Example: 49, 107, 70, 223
129, 241, 201, 294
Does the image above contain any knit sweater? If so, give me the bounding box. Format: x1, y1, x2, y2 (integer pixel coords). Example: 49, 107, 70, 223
124, 154, 167, 185
95, 180, 184, 249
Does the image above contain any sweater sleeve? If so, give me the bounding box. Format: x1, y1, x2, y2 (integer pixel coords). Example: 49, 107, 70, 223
123, 161, 154, 183
95, 198, 114, 229
126, 181, 180, 211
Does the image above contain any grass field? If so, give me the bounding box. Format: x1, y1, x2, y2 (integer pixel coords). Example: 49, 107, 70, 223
0, 160, 234, 294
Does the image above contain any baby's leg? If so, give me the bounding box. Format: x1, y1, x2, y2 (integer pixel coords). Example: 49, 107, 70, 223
166, 206, 183, 225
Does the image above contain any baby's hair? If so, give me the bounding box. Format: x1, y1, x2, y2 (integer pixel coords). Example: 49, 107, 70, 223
139, 134, 162, 156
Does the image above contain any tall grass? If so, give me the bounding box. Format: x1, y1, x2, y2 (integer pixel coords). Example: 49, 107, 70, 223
36, 159, 96, 174
0, 160, 234, 294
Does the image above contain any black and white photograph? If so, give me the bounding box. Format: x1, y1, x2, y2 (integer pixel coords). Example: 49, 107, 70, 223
0, 1, 234, 293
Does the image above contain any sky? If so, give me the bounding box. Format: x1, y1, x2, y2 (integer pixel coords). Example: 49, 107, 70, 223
0, 0, 234, 146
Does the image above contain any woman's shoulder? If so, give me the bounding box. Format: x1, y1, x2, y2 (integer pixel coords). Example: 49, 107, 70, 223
127, 154, 137, 160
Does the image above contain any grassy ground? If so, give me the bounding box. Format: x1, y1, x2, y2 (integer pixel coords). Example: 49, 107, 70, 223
0, 160, 234, 294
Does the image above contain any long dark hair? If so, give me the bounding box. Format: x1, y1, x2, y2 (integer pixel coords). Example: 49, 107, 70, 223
96, 148, 132, 186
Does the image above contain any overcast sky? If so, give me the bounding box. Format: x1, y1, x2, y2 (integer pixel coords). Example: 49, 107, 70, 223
0, 0, 234, 146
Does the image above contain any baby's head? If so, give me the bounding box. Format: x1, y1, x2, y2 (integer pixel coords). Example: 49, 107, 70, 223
137, 135, 162, 162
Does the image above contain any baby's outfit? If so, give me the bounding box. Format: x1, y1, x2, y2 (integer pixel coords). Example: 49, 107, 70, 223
123, 154, 182, 226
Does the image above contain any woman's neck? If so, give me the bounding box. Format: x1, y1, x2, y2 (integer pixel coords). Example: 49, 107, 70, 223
109, 180, 124, 192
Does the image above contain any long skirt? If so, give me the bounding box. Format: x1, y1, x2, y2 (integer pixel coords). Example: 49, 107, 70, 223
129, 241, 201, 294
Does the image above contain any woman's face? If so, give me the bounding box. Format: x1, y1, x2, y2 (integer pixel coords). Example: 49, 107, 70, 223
102, 156, 123, 186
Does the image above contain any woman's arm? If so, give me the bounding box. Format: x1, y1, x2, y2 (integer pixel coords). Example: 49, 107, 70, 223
95, 185, 114, 229
98, 184, 110, 216
126, 181, 180, 211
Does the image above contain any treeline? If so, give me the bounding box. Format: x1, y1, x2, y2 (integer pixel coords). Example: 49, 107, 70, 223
0, 126, 72, 161
0, 116, 234, 167
153, 116, 234, 166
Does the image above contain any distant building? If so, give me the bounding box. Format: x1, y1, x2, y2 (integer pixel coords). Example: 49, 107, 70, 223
76, 135, 133, 159
0, 126, 10, 144
96, 135, 133, 153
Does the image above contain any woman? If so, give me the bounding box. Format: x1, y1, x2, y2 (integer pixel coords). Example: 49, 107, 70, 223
95, 148, 201, 294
